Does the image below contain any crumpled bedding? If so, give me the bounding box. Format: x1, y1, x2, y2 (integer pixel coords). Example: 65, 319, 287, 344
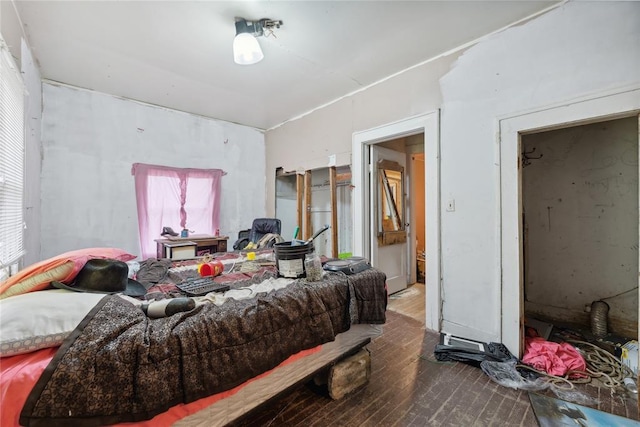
19, 269, 387, 427
522, 336, 586, 377
136, 258, 172, 287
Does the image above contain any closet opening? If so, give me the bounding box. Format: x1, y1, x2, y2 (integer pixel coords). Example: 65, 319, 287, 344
521, 116, 638, 357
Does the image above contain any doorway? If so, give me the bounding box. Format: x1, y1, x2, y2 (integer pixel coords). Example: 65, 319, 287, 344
275, 166, 352, 258
352, 111, 441, 331
521, 117, 638, 340
499, 87, 640, 357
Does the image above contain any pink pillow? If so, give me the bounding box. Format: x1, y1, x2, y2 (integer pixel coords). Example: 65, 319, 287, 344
0, 248, 137, 299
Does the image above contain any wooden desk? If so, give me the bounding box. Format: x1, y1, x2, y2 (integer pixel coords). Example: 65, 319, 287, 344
155, 235, 228, 259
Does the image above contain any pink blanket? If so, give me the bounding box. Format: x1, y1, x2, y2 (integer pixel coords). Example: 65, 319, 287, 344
522, 336, 586, 377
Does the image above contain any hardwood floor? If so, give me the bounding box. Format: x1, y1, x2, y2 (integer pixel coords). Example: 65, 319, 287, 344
387, 282, 426, 324
229, 283, 639, 426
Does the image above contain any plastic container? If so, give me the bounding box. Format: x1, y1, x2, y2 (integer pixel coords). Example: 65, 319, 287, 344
274, 241, 314, 278
621, 340, 639, 376
304, 252, 323, 281
199, 260, 224, 277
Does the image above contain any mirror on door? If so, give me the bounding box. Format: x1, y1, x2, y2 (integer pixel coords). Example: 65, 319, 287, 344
377, 159, 406, 246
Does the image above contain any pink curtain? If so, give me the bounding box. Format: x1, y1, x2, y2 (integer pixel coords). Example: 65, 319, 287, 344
131, 163, 224, 259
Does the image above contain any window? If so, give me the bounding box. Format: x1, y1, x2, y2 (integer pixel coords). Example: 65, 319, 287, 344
131, 163, 224, 259
0, 38, 25, 278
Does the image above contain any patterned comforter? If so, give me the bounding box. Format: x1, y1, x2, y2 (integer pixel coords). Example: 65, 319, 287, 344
19, 269, 387, 427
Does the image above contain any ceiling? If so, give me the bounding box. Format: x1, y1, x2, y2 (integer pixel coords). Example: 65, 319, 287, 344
13, 1, 560, 131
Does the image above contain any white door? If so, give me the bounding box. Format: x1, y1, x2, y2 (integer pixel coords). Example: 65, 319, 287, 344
370, 145, 408, 294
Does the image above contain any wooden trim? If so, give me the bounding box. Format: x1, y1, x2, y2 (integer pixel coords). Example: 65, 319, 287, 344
376, 230, 407, 246
296, 174, 304, 239
336, 171, 351, 182
330, 166, 338, 257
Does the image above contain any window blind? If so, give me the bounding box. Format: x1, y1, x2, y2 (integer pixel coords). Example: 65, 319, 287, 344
0, 39, 25, 267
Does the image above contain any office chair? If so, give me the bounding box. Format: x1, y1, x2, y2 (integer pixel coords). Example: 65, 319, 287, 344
233, 218, 282, 250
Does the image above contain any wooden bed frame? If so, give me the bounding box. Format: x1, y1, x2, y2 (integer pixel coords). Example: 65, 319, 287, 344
175, 326, 381, 426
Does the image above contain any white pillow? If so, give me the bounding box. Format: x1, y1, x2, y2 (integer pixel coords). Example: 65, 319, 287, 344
0, 289, 105, 357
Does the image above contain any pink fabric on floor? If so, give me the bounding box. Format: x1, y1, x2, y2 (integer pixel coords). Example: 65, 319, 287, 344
522, 336, 586, 377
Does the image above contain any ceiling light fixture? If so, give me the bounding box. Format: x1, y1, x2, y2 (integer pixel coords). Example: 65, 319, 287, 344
233, 18, 282, 65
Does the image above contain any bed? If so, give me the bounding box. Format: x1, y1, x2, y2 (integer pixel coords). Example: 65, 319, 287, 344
0, 251, 387, 427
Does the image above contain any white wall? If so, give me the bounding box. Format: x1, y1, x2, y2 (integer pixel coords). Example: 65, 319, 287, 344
40, 83, 266, 259
265, 55, 455, 215
0, 1, 22, 64
22, 39, 42, 267
265, 1, 640, 345
275, 174, 298, 242
439, 1, 640, 343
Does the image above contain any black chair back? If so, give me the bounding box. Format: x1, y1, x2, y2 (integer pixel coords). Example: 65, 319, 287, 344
249, 218, 282, 244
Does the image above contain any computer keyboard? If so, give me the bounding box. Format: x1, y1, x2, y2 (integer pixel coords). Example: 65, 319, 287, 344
176, 277, 230, 296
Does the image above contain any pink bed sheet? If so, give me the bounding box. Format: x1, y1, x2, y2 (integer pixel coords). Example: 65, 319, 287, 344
1, 345, 320, 427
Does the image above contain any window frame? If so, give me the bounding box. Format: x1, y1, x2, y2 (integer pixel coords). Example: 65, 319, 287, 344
0, 38, 25, 278
131, 163, 224, 259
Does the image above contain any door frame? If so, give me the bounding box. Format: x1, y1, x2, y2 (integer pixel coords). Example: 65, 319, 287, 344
352, 111, 441, 331
499, 86, 640, 357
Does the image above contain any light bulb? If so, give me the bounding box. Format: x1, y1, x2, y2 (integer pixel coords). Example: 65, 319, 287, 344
233, 33, 264, 65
